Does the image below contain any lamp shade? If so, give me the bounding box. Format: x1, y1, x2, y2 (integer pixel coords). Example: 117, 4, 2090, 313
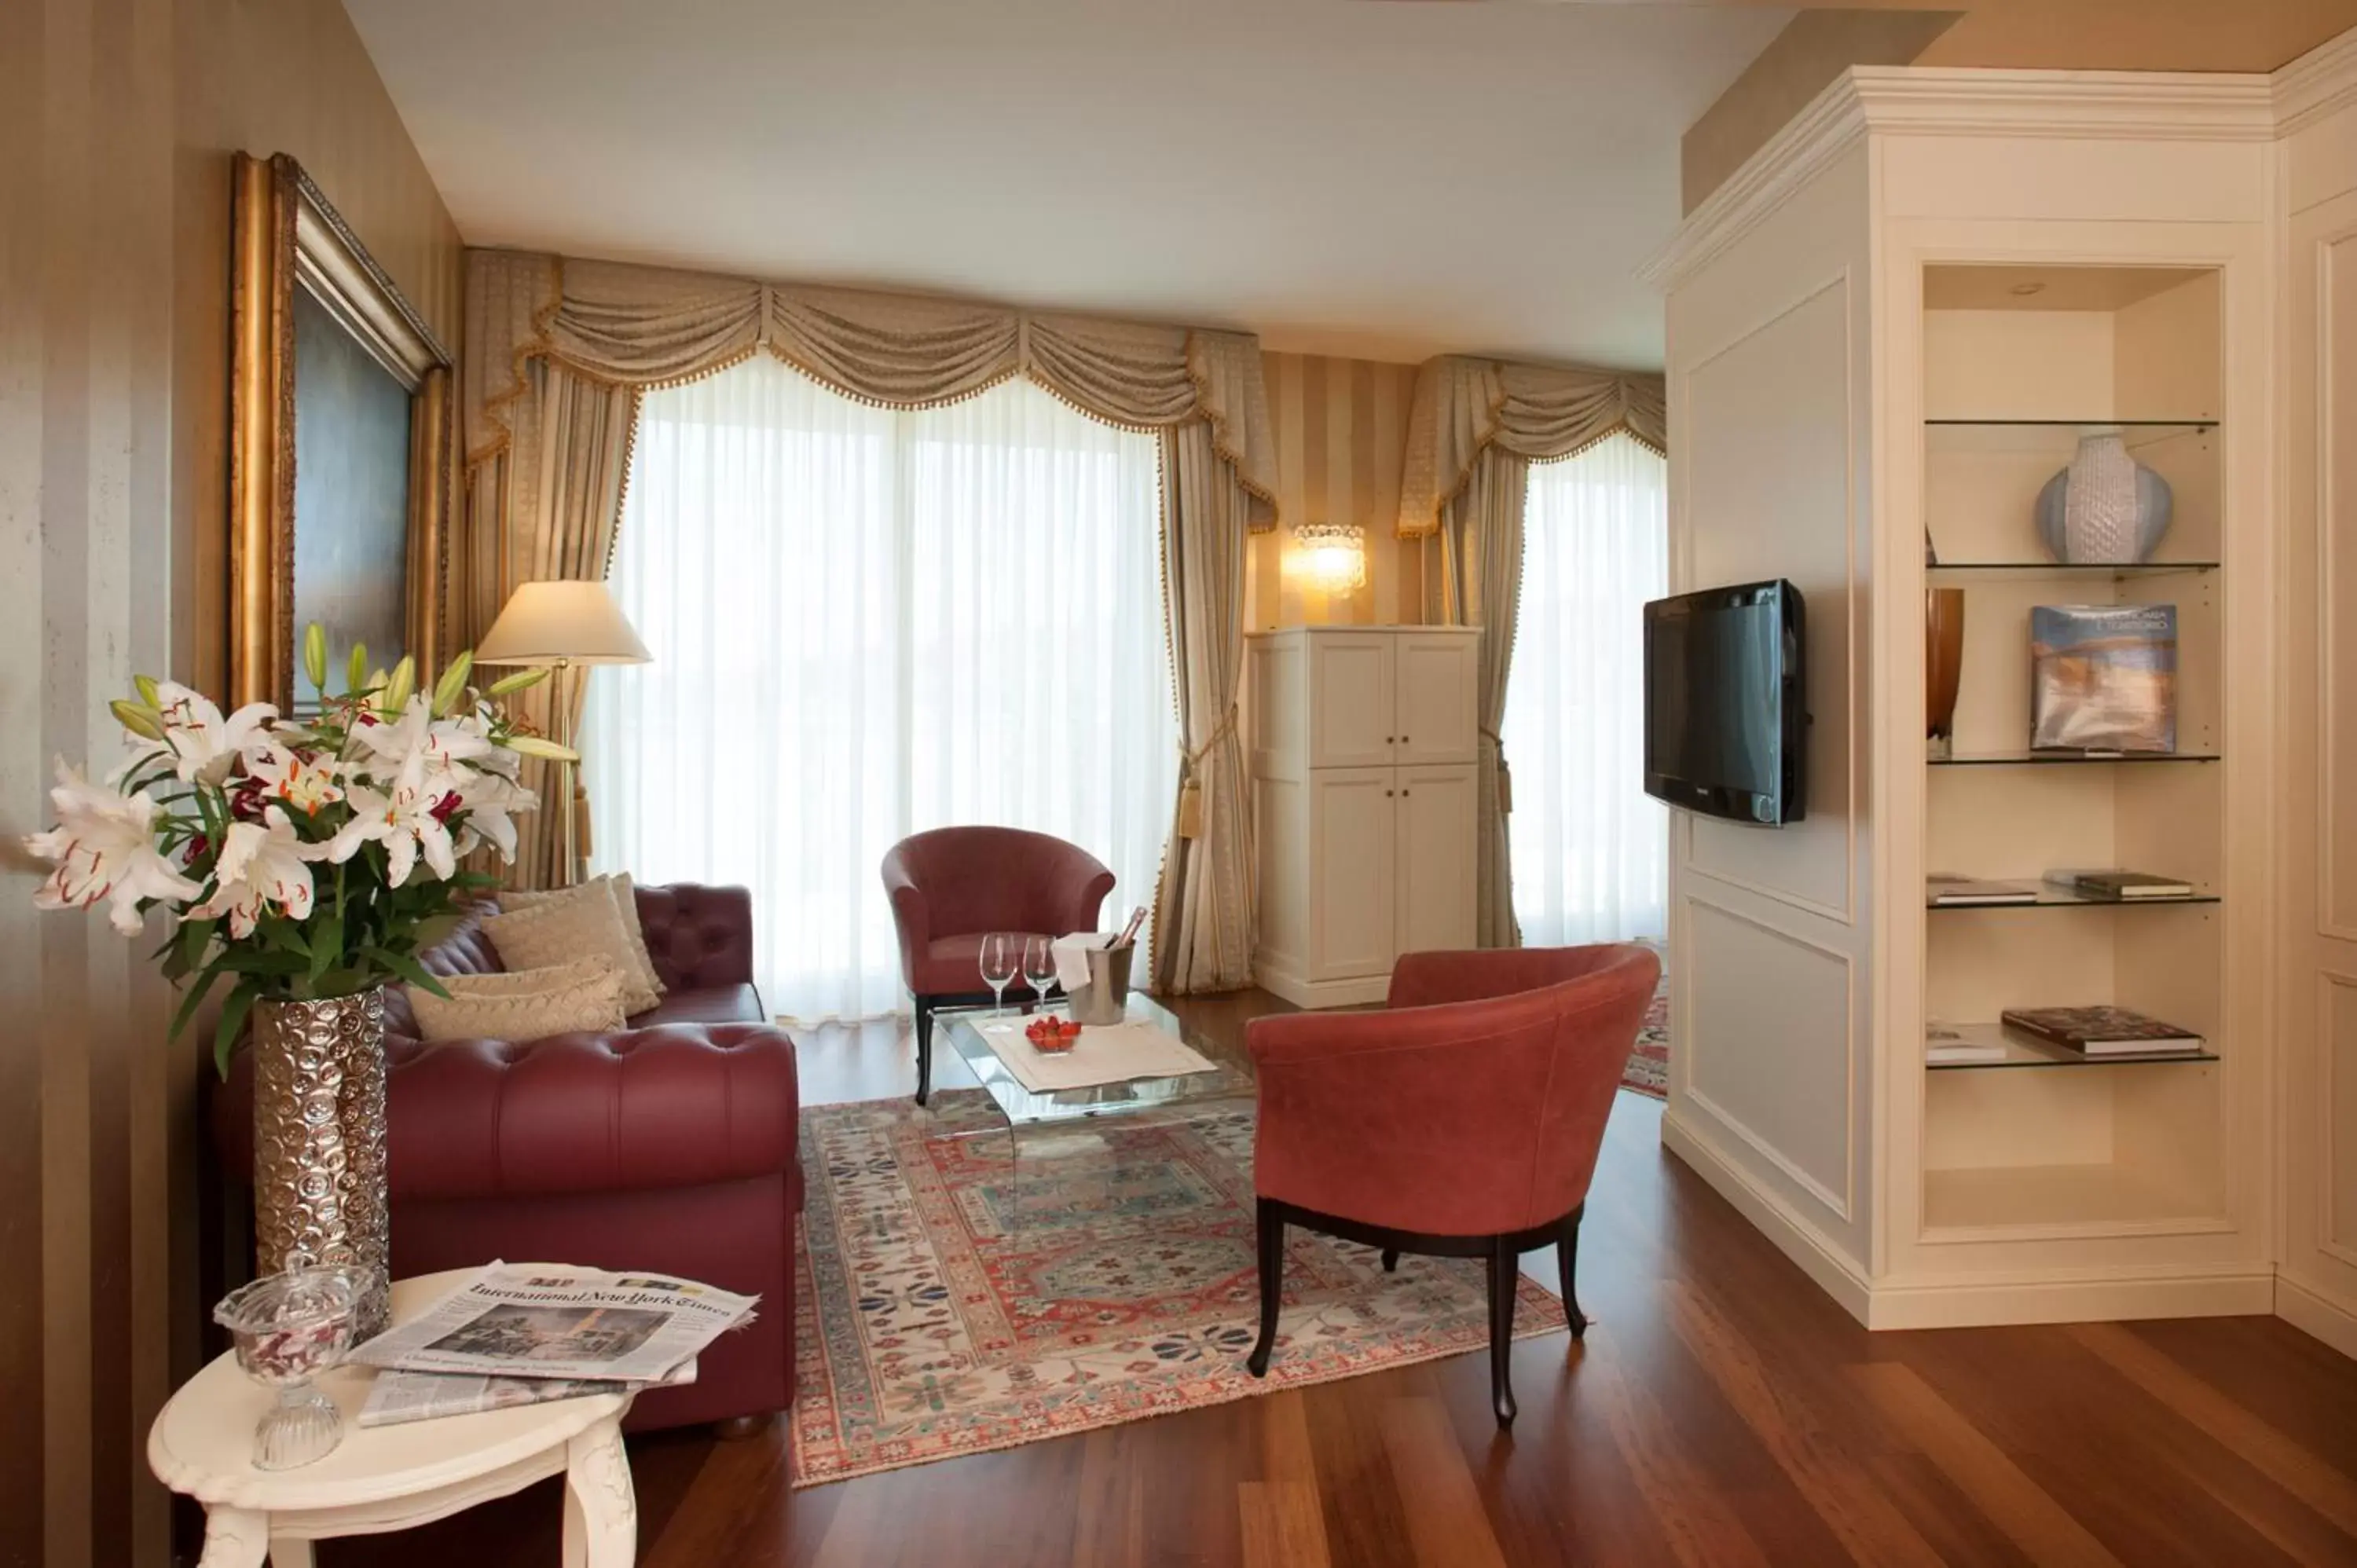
472, 581, 651, 666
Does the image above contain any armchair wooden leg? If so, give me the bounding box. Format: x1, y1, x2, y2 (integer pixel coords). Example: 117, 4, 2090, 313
1557, 1207, 1587, 1339
1380, 1247, 1399, 1273
1487, 1236, 1519, 1427
913, 998, 934, 1106
1247, 1199, 1285, 1378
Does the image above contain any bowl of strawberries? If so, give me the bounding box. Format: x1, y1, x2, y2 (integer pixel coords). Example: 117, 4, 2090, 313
1025, 1014, 1083, 1054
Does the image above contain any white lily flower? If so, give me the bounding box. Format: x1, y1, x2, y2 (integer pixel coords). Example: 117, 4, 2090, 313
23, 758, 203, 936
350, 695, 494, 782
191, 806, 328, 938
239, 737, 344, 816
153, 682, 277, 785
452, 768, 537, 862
321, 778, 460, 888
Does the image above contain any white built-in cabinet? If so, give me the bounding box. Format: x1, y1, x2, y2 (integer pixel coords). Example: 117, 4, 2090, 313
1246, 627, 1481, 1007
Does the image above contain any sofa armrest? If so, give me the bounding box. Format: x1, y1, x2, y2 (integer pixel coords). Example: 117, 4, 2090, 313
1054, 865, 1120, 937
634, 883, 755, 992
390, 1024, 798, 1200
1385, 946, 1638, 1012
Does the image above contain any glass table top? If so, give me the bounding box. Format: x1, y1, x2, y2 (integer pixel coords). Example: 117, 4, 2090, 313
934, 995, 1255, 1130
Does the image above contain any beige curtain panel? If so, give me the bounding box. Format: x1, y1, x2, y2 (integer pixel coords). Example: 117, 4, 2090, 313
1396, 354, 1666, 540
1402, 353, 1668, 947
460, 253, 1279, 976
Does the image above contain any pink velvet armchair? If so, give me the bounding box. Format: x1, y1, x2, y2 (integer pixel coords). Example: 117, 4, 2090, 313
1243, 943, 1661, 1425
880, 826, 1116, 1103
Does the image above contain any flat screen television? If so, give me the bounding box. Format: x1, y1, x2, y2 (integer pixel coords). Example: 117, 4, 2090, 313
1642, 578, 1807, 826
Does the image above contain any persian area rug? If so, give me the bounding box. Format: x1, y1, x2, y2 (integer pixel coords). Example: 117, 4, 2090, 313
789, 1092, 1564, 1486
1622, 958, 1670, 1100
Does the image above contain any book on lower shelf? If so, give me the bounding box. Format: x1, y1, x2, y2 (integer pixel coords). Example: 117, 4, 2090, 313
2000, 1006, 2206, 1056
2043, 867, 2198, 899
1926, 1023, 2007, 1064
1928, 875, 2040, 906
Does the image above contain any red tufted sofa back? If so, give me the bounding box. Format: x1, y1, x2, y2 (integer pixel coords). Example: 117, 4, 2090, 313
379, 882, 757, 1046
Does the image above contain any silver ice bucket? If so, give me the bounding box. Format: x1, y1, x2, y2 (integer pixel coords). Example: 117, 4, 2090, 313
1066, 943, 1134, 1026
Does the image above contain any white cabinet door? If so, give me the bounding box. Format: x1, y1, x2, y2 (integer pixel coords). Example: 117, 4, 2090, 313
1307, 634, 1396, 769
1394, 632, 1479, 766
1307, 767, 1398, 980
1394, 763, 1478, 958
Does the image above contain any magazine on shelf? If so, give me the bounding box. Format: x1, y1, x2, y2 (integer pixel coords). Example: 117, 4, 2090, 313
359, 1360, 697, 1429
2043, 868, 2197, 899
2029, 604, 2178, 753
350, 1263, 757, 1383
1925, 1023, 2007, 1064
1927, 875, 2040, 906
2000, 1006, 2206, 1056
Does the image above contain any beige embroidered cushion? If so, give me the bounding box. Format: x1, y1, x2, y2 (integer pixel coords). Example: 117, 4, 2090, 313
406, 957, 629, 1043
500, 874, 666, 1006
482, 890, 662, 1014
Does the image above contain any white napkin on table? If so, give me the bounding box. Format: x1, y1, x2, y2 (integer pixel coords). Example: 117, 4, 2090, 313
1051, 932, 1112, 993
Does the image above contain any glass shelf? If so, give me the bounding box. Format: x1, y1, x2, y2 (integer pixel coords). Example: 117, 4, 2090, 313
1927, 560, 2218, 582
1930, 749, 2220, 766
1925, 1023, 2217, 1071
1927, 886, 2217, 911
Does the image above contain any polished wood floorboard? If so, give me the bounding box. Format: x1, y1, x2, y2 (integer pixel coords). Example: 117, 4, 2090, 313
324, 990, 2357, 1567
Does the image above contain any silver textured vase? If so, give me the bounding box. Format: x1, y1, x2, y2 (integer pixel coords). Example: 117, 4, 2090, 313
250, 990, 390, 1341
2034, 427, 2173, 564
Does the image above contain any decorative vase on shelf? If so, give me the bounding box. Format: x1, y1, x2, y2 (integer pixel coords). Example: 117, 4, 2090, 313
1926, 589, 1966, 754
251, 991, 391, 1342
2034, 427, 2173, 564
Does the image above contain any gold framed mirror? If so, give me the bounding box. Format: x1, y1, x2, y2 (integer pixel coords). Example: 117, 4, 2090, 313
229, 152, 450, 710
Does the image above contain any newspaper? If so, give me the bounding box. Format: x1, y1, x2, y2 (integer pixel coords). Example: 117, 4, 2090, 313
358, 1359, 696, 1429
350, 1262, 757, 1383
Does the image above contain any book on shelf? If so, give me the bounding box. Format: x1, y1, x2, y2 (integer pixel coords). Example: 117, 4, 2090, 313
2000, 1006, 2206, 1056
1925, 1023, 2006, 1064
2029, 604, 2178, 753
2043, 868, 2197, 899
1927, 875, 2040, 906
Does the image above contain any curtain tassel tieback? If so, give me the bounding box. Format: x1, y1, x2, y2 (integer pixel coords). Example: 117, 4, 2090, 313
1177, 705, 1241, 840
1480, 727, 1512, 814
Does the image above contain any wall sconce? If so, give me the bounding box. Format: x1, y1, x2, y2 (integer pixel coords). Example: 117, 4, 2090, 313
1292, 521, 1367, 592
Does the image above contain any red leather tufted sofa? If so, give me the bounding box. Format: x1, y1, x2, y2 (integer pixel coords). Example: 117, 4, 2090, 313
214, 882, 798, 1432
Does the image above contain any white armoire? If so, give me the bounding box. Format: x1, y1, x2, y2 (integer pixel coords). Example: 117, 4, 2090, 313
1244, 626, 1482, 1008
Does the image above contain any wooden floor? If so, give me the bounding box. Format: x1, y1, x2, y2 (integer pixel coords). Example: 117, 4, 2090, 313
324, 991, 2357, 1567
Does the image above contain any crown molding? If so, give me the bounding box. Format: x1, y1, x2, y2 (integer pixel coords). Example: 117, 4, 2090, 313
2275, 26, 2357, 137
1638, 71, 1866, 291
1641, 65, 2277, 292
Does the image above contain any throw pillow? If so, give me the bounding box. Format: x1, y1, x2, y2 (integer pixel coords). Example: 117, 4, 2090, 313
500, 873, 667, 1006
482, 891, 662, 1015
407, 957, 629, 1043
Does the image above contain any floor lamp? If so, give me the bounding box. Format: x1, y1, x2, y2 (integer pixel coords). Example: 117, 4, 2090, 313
473, 580, 651, 887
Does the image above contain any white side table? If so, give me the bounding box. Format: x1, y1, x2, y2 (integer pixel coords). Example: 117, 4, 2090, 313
148, 1269, 638, 1567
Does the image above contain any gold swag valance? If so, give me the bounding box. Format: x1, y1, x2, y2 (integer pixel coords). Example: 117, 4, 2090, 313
463, 250, 1281, 527
1396, 354, 1666, 538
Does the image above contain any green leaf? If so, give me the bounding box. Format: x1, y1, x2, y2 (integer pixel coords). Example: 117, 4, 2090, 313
169, 963, 224, 1041
306, 910, 343, 983
180, 917, 217, 973
211, 987, 256, 1079
364, 944, 449, 998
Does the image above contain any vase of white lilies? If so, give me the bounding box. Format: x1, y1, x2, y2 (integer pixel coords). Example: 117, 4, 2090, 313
21, 625, 570, 1339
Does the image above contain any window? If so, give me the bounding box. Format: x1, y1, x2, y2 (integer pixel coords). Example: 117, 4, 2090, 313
1503, 433, 1669, 945
585, 357, 1175, 1021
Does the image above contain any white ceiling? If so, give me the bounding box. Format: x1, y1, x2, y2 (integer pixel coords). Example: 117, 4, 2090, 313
343, 0, 1789, 368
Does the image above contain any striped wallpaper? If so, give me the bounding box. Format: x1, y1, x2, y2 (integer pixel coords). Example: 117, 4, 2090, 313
1252, 352, 1427, 628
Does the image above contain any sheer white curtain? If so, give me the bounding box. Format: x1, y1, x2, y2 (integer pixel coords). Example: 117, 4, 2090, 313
585, 357, 1175, 1022
1503, 433, 1669, 946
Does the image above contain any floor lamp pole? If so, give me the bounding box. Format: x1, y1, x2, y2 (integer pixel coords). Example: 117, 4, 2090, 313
556, 654, 579, 888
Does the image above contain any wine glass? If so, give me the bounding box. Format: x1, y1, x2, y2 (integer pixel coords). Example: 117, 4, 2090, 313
979, 932, 1017, 1017
1022, 935, 1058, 1013
211, 1265, 361, 1470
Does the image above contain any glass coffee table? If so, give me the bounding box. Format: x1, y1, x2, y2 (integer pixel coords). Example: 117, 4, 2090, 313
927, 994, 1257, 1227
